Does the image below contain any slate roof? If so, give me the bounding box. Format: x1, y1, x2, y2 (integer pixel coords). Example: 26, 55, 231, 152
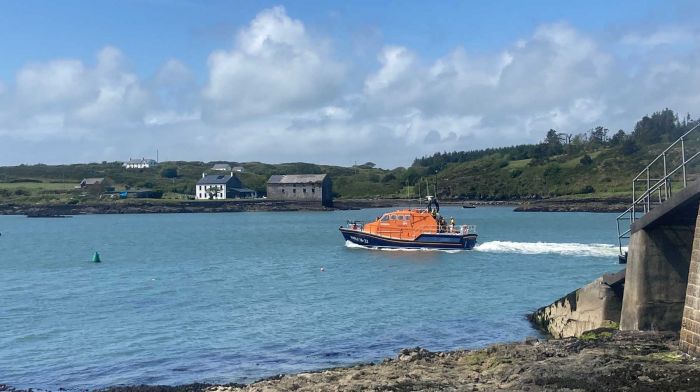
125, 158, 156, 164
230, 187, 256, 193
197, 174, 236, 185
81, 178, 104, 185
267, 174, 328, 184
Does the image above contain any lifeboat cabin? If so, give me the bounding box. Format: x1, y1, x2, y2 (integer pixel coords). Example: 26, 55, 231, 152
340, 208, 477, 250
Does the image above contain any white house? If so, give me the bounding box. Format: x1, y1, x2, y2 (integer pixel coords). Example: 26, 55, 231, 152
123, 158, 157, 169
211, 163, 231, 171
195, 172, 257, 200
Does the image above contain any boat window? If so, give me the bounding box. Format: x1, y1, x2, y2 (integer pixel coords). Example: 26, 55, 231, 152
381, 215, 390, 222
397, 215, 404, 220
389, 215, 396, 220
404, 215, 411, 221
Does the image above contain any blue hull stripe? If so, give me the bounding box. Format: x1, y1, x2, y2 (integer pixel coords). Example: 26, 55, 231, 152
339, 228, 477, 249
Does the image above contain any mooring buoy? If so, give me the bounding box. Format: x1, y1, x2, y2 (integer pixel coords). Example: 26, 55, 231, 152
92, 251, 101, 263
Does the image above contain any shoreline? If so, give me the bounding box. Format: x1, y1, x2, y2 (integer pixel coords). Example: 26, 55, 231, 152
0, 198, 628, 216
3, 330, 698, 392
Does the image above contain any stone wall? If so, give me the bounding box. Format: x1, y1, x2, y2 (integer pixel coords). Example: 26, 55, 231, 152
680, 207, 700, 356
531, 272, 624, 338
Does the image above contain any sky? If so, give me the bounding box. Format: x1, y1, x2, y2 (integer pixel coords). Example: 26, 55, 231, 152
1, 0, 699, 168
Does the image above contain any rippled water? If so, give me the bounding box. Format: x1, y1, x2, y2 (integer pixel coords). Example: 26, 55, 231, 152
0, 207, 622, 390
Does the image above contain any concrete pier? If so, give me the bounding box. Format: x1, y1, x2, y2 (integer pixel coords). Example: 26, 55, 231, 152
620, 181, 700, 334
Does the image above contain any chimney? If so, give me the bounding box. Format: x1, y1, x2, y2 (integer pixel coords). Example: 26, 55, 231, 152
202, 173, 206, 178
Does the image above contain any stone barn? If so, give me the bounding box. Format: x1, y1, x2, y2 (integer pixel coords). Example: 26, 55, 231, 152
266, 174, 332, 206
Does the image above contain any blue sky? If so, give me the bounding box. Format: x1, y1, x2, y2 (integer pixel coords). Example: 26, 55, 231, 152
0, 1, 699, 167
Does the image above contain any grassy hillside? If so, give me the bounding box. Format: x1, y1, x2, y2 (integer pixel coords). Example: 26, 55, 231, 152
0, 109, 698, 204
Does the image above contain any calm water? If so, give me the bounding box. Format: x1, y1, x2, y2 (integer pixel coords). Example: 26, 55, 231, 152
0, 207, 622, 390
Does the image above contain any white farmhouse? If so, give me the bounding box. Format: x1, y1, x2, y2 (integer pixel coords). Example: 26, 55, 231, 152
195, 173, 256, 200
123, 158, 158, 169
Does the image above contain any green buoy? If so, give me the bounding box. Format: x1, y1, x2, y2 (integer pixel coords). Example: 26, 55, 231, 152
92, 251, 101, 263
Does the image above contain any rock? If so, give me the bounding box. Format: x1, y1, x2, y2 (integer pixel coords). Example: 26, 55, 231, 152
398, 347, 433, 362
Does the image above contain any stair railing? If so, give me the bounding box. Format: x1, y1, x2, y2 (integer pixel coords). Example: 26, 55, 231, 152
617, 122, 700, 254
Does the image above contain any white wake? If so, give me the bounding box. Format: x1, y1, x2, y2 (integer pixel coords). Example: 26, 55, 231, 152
474, 241, 623, 258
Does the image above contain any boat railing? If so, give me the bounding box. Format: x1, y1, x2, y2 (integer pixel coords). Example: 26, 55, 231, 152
356, 224, 477, 237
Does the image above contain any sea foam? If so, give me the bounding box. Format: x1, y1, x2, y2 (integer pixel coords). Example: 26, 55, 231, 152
475, 241, 623, 258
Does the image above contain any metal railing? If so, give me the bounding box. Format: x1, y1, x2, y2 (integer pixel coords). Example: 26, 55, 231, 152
617, 122, 700, 254
344, 223, 477, 236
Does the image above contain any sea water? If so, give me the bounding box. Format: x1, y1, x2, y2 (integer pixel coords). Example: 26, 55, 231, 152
0, 207, 622, 390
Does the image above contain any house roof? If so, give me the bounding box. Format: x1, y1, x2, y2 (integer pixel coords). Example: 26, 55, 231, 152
230, 187, 256, 193
125, 158, 156, 164
81, 178, 104, 185
197, 174, 237, 185
267, 174, 328, 184
211, 163, 231, 170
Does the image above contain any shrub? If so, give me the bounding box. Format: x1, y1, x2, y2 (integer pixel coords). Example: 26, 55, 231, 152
579, 154, 593, 166
160, 167, 178, 178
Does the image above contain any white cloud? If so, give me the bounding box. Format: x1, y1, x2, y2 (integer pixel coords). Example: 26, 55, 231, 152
621, 26, 697, 47
3, 11, 700, 167
202, 6, 345, 122
0, 47, 156, 141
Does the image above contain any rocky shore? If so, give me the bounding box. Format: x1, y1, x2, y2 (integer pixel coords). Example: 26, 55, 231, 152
4, 330, 698, 392
0, 200, 333, 216
514, 197, 628, 213
0, 199, 518, 216
202, 330, 699, 391
0, 197, 630, 216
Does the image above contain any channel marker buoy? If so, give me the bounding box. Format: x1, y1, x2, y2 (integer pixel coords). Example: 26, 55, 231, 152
92, 251, 101, 263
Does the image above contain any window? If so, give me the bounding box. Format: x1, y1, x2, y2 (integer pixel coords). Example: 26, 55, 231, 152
303, 188, 306, 193
282, 189, 285, 193
381, 215, 390, 222
293, 188, 296, 193
311, 188, 315, 193
389, 215, 396, 220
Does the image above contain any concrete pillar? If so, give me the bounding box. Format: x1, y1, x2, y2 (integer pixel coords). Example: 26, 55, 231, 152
620, 224, 694, 331
681, 208, 700, 355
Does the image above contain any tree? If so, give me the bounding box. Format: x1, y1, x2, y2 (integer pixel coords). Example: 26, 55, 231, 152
633, 108, 679, 144
544, 129, 563, 155
545, 129, 560, 145
161, 167, 178, 178
589, 126, 608, 145
610, 130, 626, 146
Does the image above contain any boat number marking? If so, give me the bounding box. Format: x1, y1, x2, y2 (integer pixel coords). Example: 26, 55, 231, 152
350, 235, 369, 244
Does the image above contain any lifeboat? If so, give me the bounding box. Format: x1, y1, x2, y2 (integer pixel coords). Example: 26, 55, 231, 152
339, 197, 478, 250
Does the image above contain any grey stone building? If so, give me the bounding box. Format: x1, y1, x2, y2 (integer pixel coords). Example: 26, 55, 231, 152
266, 174, 332, 206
